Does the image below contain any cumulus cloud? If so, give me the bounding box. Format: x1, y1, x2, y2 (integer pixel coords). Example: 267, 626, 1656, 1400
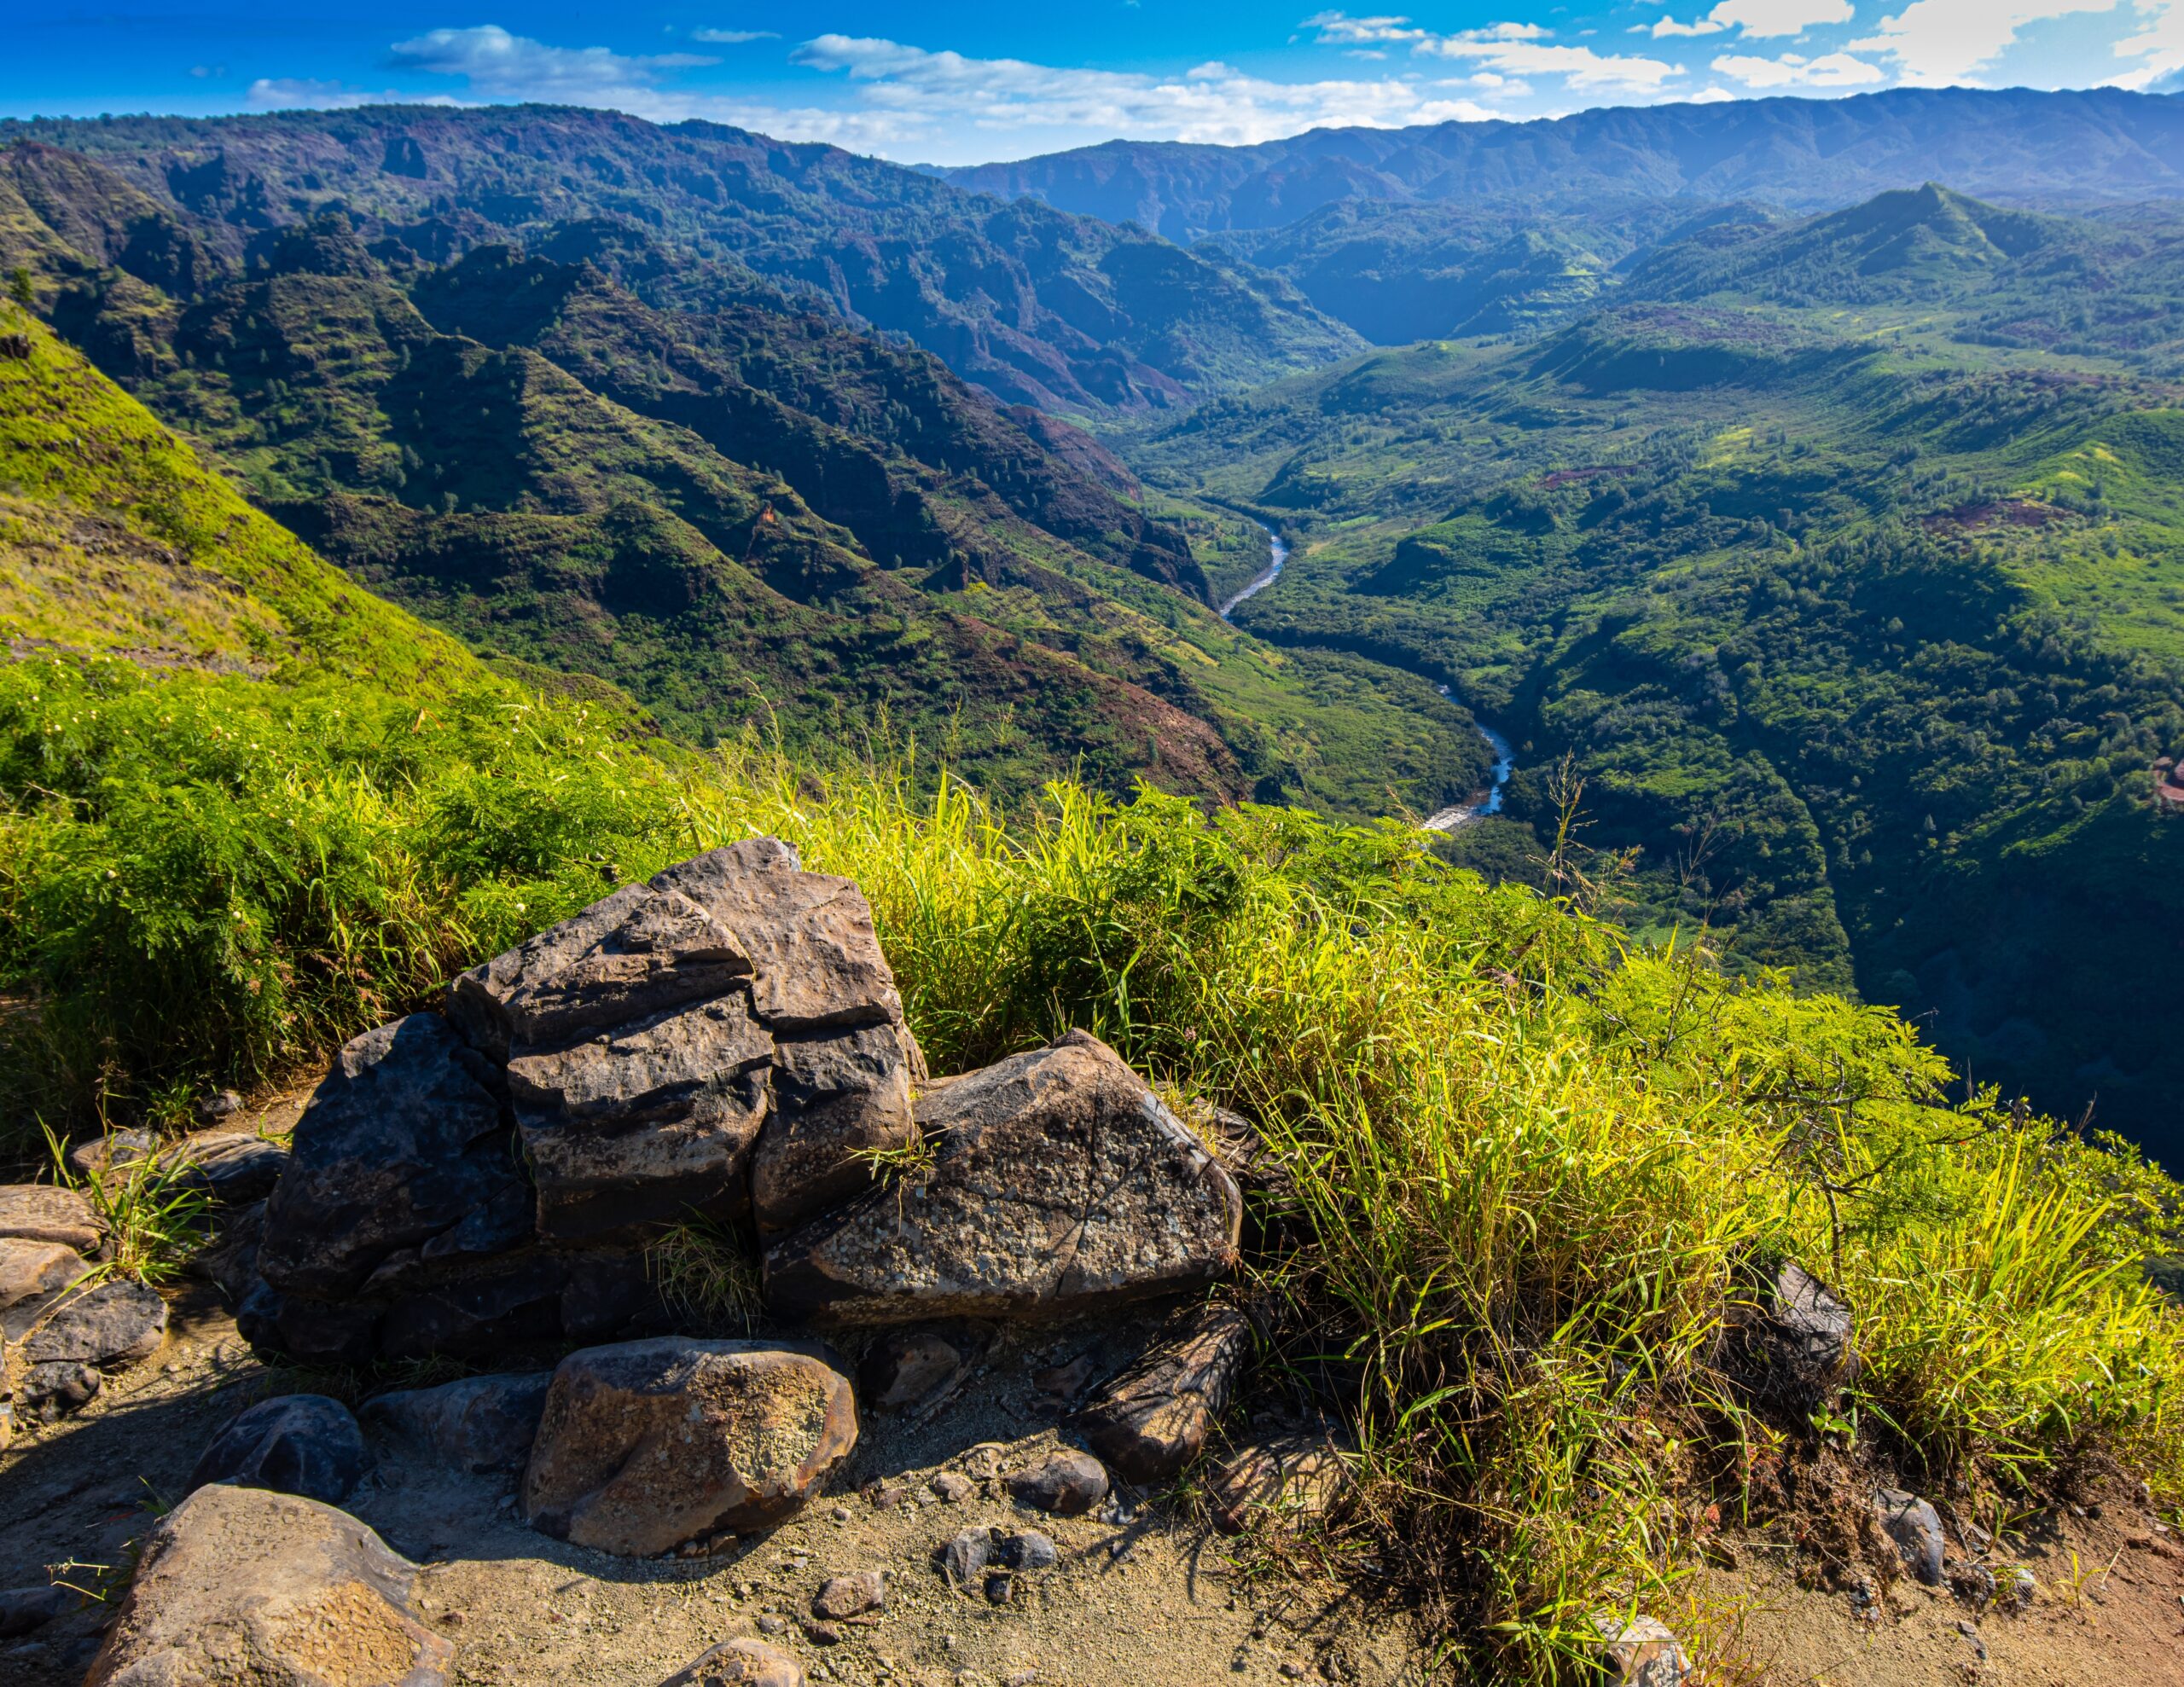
249, 76, 426, 109
2113, 0, 2184, 86
388, 25, 718, 105
1655, 1, 1853, 40
1850, 0, 2125, 84
1712, 49, 1888, 85
789, 34, 1502, 146
1301, 12, 1677, 92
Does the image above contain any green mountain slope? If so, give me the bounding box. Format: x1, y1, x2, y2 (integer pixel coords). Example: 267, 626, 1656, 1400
1126, 234, 2184, 1161
2, 140, 1490, 818
0, 111, 1361, 415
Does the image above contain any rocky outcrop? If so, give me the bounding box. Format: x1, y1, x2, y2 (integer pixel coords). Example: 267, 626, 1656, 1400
751, 1022, 921, 1233
255, 1013, 530, 1301
360, 1371, 553, 1474
82, 1483, 453, 1686
0, 1186, 104, 1255
764, 1031, 1241, 1324
188, 1394, 373, 1504
1728, 1260, 1856, 1409
1074, 1302, 1249, 1481
0, 1238, 88, 1311
521, 1338, 857, 1557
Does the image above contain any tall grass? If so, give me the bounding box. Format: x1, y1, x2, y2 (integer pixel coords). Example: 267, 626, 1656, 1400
3, 652, 2180, 1678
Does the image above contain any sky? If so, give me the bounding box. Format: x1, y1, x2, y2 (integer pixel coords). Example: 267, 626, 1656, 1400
4, 2, 2182, 165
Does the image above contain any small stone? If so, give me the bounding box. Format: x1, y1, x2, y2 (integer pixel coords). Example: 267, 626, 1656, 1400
998, 1532, 1057, 1572
930, 1471, 975, 1504
758, 1615, 789, 1636
941, 1529, 995, 1586
659, 1637, 807, 1687
812, 1572, 885, 1620
1589, 1614, 1689, 1687
1005, 1451, 1108, 1516
1030, 1354, 1095, 1400
1005, 1672, 1039, 1687
983, 1573, 1013, 1605
831, 1505, 852, 1522
861, 1330, 966, 1412
25, 1360, 101, 1415
1281, 1664, 1306, 1680
198, 1090, 245, 1122
804, 1620, 843, 1645
2007, 1567, 2036, 1607
187, 1394, 373, 1504
1731, 1261, 1857, 1407
1874, 1489, 1946, 1586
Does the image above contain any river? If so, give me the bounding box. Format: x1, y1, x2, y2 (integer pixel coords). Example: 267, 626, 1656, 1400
1218, 522, 1514, 831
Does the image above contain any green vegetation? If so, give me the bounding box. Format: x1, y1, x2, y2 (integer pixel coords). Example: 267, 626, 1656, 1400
1, 647, 2177, 1680
1128, 193, 2184, 1161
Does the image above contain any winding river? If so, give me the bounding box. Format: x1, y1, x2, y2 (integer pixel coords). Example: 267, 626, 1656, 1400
1218, 523, 1514, 831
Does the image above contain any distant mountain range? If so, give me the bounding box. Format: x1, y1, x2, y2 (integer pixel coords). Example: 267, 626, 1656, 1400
943, 88, 2184, 242
0, 105, 1359, 415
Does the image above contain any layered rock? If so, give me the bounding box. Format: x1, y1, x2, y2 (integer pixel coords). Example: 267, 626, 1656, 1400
238, 840, 918, 1363
0, 1185, 104, 1255
82, 1483, 453, 1686
1074, 1303, 1250, 1481
764, 1031, 1241, 1324
521, 1338, 858, 1557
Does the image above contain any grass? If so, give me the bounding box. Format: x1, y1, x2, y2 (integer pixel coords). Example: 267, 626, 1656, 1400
38, 1122, 212, 1286
1, 652, 2180, 1679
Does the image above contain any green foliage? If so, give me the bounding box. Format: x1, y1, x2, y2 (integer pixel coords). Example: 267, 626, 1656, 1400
43, 1123, 212, 1287
8, 652, 2175, 1679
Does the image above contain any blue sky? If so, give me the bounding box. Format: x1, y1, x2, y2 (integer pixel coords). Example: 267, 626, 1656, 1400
5, 3, 2181, 165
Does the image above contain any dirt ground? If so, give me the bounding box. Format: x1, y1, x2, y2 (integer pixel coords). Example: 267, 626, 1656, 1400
0, 1278, 1426, 1687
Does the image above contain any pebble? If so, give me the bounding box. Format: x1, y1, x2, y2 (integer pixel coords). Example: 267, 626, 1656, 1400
931, 1471, 975, 1504
984, 1573, 1013, 1605
1005, 1451, 1108, 1516
831, 1505, 851, 1522
757, 1615, 788, 1636
812, 1572, 885, 1620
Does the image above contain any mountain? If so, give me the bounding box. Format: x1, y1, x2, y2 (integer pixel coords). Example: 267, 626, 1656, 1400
1123, 197, 2184, 1160
0, 138, 1490, 817
945, 88, 2184, 241
0, 107, 1361, 415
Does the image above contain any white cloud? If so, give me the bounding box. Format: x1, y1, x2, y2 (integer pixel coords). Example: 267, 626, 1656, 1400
2113, 0, 2184, 85
388, 26, 719, 105
1850, 0, 2124, 84
1299, 10, 1432, 45
1655, 0, 1852, 40
690, 28, 780, 45
248, 77, 426, 109
1686, 84, 1740, 100
1300, 12, 1674, 92
788, 34, 1504, 147
1712, 49, 1888, 85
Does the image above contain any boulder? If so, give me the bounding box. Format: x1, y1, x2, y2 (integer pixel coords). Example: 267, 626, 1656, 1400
653, 840, 900, 1032
255, 1014, 530, 1300
764, 1031, 1241, 1324
81, 1482, 452, 1687
1074, 1303, 1250, 1482
522, 1338, 857, 1557
23, 1278, 167, 1369
1005, 1450, 1109, 1516
0, 1185, 103, 1255
0, 1238, 88, 1312
67, 1129, 157, 1182
1730, 1260, 1856, 1408
1875, 1488, 1946, 1586
857, 1329, 967, 1412
72, 1128, 289, 1205
1589, 1614, 1690, 1687
508, 994, 773, 1241
360, 1371, 553, 1474
659, 1638, 806, 1687
188, 1394, 373, 1504
1210, 1427, 1351, 1535
448, 878, 753, 1063
22, 1360, 100, 1414
751, 1023, 921, 1233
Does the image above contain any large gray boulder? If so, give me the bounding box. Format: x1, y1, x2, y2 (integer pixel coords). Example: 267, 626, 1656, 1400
255, 1013, 530, 1300
82, 1483, 452, 1686
751, 1022, 921, 1233
360, 1371, 553, 1474
764, 1031, 1241, 1324
522, 1337, 857, 1557
1074, 1303, 1250, 1482
0, 1185, 104, 1255
508, 994, 773, 1241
